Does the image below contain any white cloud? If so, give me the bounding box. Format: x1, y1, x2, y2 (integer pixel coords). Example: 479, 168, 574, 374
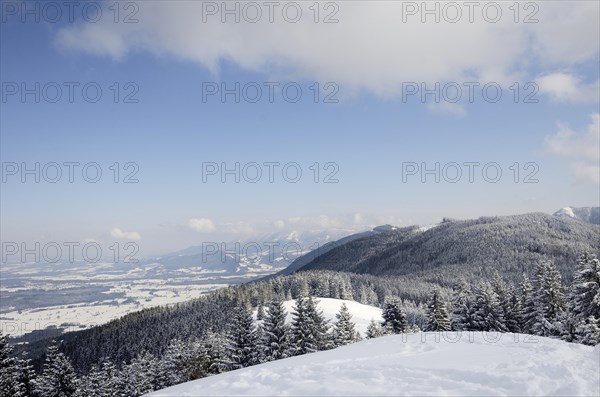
110, 228, 142, 241
274, 220, 286, 229
536, 73, 599, 103
188, 218, 216, 233
353, 213, 363, 225
225, 221, 255, 235
54, 2, 599, 97
570, 162, 600, 185
56, 25, 128, 59
545, 113, 600, 183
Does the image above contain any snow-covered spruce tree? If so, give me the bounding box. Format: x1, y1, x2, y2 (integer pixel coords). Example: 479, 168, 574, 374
521, 261, 567, 337
260, 298, 291, 362
424, 289, 451, 332
532, 261, 566, 337
186, 331, 228, 378
575, 316, 600, 346
75, 358, 121, 397
35, 343, 78, 397
222, 305, 258, 370
521, 274, 537, 334
558, 310, 579, 343
157, 339, 194, 387
74, 365, 103, 397
366, 319, 385, 339
382, 298, 407, 334
0, 332, 25, 397
544, 262, 567, 333
333, 303, 360, 346
254, 323, 266, 364
121, 352, 155, 396
472, 282, 508, 332
451, 280, 476, 331
256, 303, 266, 321
306, 296, 331, 351
98, 359, 121, 397
13, 352, 37, 397
492, 273, 520, 333
568, 253, 600, 345
291, 296, 330, 355
293, 278, 310, 299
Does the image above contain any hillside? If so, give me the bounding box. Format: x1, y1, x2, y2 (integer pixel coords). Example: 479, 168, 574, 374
269, 227, 388, 277
296, 213, 600, 283
554, 206, 600, 225
256, 298, 382, 337
147, 332, 600, 396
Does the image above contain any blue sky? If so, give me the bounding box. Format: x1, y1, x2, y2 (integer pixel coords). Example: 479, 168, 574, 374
1, 1, 599, 255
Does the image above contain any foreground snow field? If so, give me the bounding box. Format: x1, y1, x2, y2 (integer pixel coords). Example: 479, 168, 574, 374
148, 332, 599, 397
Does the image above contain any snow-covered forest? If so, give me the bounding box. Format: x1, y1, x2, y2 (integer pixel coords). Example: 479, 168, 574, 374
2, 253, 598, 396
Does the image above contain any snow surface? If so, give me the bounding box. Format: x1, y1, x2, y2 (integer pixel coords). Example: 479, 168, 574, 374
274, 298, 382, 337
555, 207, 576, 218
147, 332, 599, 397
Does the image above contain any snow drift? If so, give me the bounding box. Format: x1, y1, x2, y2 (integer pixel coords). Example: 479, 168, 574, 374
147, 332, 599, 396
272, 298, 382, 337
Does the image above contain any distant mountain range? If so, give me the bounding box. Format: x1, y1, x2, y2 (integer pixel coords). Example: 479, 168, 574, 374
142, 228, 358, 275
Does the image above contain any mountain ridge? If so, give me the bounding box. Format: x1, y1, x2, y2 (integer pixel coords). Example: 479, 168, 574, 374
288, 212, 599, 283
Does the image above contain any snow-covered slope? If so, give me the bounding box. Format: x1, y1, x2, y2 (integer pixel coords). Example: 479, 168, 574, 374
262, 298, 382, 337
554, 206, 600, 225
147, 333, 599, 397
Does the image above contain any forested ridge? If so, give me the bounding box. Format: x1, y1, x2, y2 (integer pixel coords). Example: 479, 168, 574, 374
298, 213, 600, 283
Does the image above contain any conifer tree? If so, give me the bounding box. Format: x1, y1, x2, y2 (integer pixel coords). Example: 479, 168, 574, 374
121, 352, 155, 396
291, 297, 330, 355
13, 352, 37, 397
575, 316, 600, 346
382, 298, 407, 334
568, 253, 600, 344
425, 289, 451, 331
532, 262, 566, 337
260, 299, 291, 361
35, 343, 78, 397
332, 303, 359, 346
256, 303, 266, 321
199, 331, 228, 376
222, 305, 258, 370
0, 332, 22, 397
158, 339, 192, 387
472, 282, 508, 332
492, 273, 520, 333
521, 275, 537, 334
451, 280, 476, 331
366, 319, 385, 339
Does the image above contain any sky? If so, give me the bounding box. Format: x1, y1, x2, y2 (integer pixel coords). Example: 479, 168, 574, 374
1, 0, 599, 256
